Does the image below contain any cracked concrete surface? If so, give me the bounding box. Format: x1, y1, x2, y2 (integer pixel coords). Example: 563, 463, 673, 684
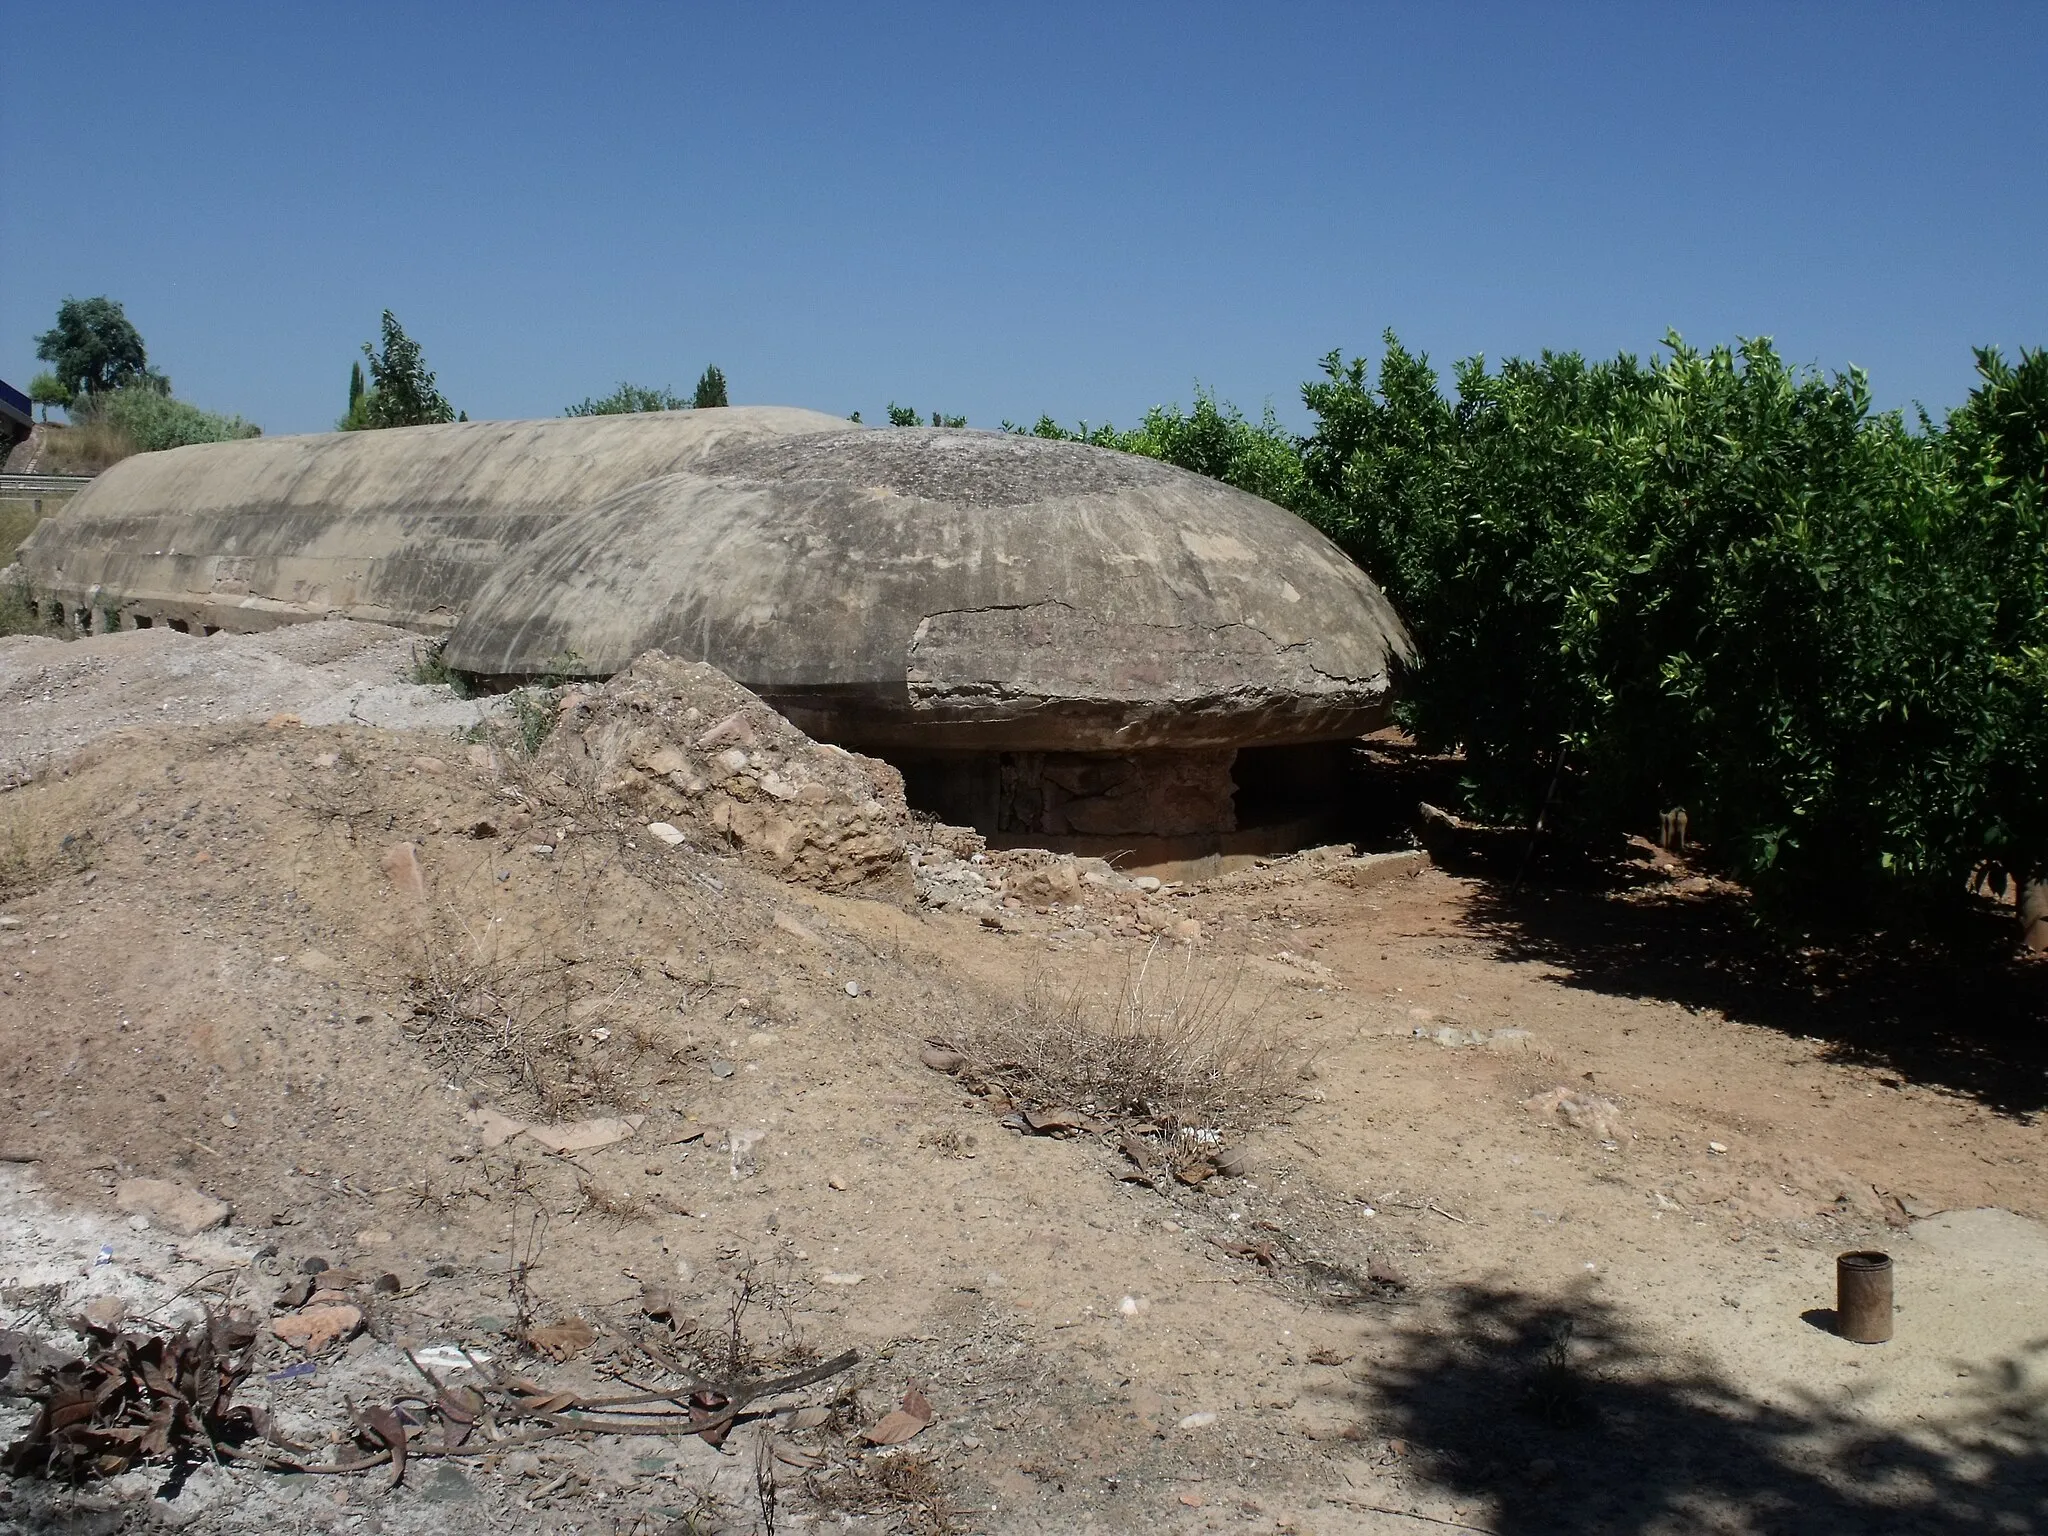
442, 427, 1412, 754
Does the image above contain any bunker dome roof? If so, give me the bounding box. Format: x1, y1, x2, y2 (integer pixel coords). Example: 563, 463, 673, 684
14, 407, 847, 632
440, 427, 1414, 753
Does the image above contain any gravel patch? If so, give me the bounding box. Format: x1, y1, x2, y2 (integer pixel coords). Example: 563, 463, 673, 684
0, 621, 505, 785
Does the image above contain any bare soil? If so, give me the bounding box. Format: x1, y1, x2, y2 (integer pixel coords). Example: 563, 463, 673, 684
1, 626, 2043, 1536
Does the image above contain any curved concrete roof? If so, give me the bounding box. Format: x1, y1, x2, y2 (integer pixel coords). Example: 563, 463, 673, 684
14, 407, 846, 632
441, 428, 1413, 752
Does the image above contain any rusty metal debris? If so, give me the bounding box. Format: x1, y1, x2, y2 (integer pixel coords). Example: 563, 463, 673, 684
1208, 1236, 1282, 1269
0, 1308, 859, 1487
227, 1345, 861, 1477
1835, 1250, 1895, 1344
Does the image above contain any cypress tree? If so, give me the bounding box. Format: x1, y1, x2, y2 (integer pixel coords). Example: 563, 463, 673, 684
348, 359, 364, 411
693, 365, 729, 409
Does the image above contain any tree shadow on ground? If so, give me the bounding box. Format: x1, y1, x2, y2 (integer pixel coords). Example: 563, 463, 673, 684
1455, 876, 2048, 1117
1345, 1284, 2048, 1535
1340, 737, 2048, 1115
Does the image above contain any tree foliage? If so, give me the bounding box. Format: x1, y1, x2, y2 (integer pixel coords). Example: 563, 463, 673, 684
1011, 391, 1304, 508
692, 365, 729, 410
1013, 336, 2048, 931
35, 297, 149, 399
565, 382, 691, 416
1292, 332, 2048, 924
28, 373, 72, 418
344, 311, 455, 430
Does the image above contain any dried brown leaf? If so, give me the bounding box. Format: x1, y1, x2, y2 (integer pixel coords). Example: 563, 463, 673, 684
362, 1404, 407, 1486
862, 1410, 929, 1447
862, 1386, 934, 1446
772, 1437, 827, 1469
525, 1319, 597, 1361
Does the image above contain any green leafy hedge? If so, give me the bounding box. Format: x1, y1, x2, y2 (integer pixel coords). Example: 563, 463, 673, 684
1035, 335, 2048, 927
83, 384, 260, 453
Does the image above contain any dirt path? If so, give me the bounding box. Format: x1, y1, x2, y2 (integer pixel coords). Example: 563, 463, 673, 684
1, 637, 2042, 1534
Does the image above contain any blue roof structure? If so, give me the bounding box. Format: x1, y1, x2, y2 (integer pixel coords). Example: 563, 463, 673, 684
0, 378, 32, 431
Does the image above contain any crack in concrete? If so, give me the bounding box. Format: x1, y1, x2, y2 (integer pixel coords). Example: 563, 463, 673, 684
909, 599, 1383, 691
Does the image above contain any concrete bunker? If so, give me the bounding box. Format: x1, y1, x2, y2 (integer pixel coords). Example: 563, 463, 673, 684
440, 427, 1413, 862
12, 407, 847, 636
13, 415, 1413, 864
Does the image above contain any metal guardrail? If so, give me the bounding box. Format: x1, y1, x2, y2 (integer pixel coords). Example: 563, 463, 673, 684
0, 474, 95, 495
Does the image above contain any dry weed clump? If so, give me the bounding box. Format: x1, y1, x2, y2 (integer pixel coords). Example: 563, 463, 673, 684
21, 419, 138, 476
812, 1450, 958, 1536
0, 580, 47, 638
401, 914, 662, 1117
954, 946, 1297, 1136
0, 807, 90, 900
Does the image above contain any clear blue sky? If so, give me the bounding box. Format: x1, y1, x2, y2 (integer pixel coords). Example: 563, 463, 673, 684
4, 3, 2043, 437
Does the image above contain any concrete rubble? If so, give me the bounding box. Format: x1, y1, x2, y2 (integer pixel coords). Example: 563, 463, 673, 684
532, 651, 915, 897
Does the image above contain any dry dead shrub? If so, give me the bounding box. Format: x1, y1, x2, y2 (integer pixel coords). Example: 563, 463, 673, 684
812, 1451, 957, 1536
955, 944, 1296, 1134
0, 806, 90, 900
29, 419, 138, 476
572, 1175, 646, 1223
401, 913, 652, 1118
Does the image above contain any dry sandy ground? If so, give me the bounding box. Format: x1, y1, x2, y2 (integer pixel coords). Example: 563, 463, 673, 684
1, 626, 2044, 1536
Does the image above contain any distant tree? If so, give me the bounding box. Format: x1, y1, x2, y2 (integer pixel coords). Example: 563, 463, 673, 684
349, 360, 365, 412
1006, 391, 1303, 509
347, 311, 456, 429
885, 402, 966, 427
28, 372, 72, 420
692, 365, 729, 409
565, 382, 689, 416
35, 296, 149, 400
338, 393, 374, 431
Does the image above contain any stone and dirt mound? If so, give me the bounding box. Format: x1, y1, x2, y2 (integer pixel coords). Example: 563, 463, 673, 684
534, 651, 914, 898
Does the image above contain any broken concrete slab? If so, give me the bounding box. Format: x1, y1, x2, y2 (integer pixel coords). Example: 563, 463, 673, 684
522, 1114, 646, 1155
379, 841, 427, 900
463, 1106, 527, 1150
113, 1178, 230, 1236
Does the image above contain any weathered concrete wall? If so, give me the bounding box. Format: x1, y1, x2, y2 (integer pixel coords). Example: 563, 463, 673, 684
1, 482, 88, 565
895, 747, 1238, 838
13, 408, 846, 634
442, 428, 1413, 753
